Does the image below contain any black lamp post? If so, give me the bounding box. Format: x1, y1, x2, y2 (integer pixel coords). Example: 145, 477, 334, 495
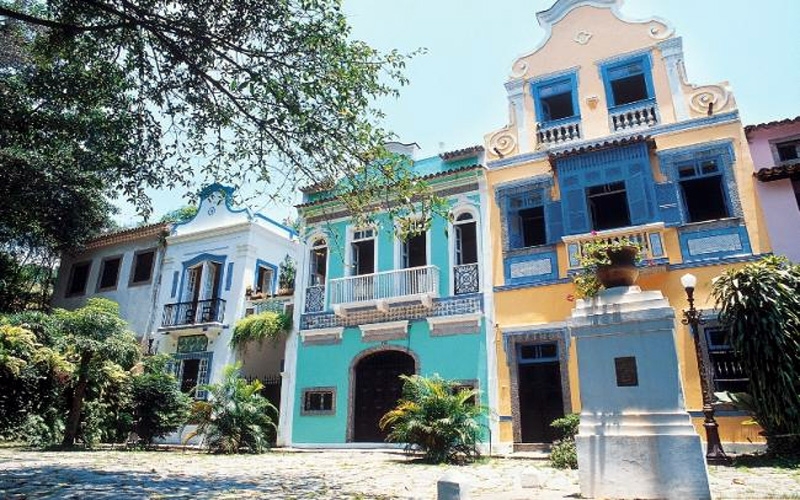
680, 273, 731, 465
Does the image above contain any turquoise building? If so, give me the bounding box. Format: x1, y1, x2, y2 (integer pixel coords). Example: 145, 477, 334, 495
281, 143, 497, 446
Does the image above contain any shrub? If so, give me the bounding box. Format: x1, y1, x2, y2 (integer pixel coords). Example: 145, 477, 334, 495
231, 311, 290, 348
188, 363, 278, 453
549, 413, 579, 469
712, 256, 800, 456
131, 354, 192, 445
379, 374, 485, 464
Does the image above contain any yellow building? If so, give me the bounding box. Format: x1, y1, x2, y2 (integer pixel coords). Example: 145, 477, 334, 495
482, 0, 770, 450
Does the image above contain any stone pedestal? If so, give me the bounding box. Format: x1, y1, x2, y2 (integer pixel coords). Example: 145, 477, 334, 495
569, 286, 710, 500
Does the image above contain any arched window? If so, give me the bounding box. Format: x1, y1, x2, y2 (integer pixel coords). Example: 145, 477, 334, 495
309, 238, 328, 286
453, 211, 479, 295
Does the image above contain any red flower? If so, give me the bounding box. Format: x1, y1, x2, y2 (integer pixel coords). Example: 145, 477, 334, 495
566, 294, 575, 302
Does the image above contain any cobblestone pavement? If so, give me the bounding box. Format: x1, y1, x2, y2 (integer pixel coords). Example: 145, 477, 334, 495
0, 447, 798, 499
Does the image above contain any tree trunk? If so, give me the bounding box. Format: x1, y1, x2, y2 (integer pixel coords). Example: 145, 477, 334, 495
62, 351, 93, 447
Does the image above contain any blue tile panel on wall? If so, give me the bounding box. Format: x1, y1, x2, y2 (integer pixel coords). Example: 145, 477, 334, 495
678, 223, 752, 263
299, 294, 483, 331
503, 248, 559, 286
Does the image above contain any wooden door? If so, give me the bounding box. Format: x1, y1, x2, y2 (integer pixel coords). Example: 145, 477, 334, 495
353, 350, 415, 442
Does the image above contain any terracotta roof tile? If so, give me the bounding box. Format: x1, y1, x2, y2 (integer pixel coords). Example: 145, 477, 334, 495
744, 116, 800, 135
754, 160, 800, 182
439, 145, 484, 161
547, 134, 652, 159
83, 222, 170, 250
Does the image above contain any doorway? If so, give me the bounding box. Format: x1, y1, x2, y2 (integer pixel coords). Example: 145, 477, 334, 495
352, 350, 415, 442
517, 342, 565, 443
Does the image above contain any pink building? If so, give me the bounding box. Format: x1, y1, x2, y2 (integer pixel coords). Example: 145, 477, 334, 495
746, 117, 800, 262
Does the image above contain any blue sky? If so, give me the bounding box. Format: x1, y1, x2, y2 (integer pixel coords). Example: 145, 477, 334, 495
116, 0, 800, 225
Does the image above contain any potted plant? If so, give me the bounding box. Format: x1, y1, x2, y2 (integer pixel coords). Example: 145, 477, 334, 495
573, 236, 642, 298
277, 255, 296, 296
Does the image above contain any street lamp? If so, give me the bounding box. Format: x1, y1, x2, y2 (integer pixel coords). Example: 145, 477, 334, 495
680, 273, 730, 465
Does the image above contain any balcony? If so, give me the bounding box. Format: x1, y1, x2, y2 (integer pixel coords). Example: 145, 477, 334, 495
563, 222, 668, 270
537, 116, 582, 147
161, 298, 226, 327
329, 265, 440, 317
609, 99, 659, 133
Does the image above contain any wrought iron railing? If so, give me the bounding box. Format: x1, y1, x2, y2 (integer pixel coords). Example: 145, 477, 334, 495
304, 285, 325, 313
609, 98, 659, 132
454, 263, 480, 295
536, 116, 582, 147
329, 265, 440, 306
562, 223, 668, 269
161, 298, 226, 327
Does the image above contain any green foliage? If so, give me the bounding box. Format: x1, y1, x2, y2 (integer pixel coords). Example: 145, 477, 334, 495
231, 311, 290, 349
379, 374, 485, 464
131, 354, 191, 445
189, 363, 278, 454
278, 255, 296, 291
572, 237, 642, 298
159, 205, 198, 224
549, 413, 580, 469
712, 256, 800, 456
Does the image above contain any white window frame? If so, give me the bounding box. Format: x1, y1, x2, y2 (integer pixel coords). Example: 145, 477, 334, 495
448, 206, 481, 296
347, 226, 377, 277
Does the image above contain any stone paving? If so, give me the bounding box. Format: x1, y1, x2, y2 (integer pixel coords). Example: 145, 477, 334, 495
0, 447, 798, 499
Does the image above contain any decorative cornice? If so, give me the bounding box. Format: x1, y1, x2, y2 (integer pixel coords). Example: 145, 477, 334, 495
82, 222, 170, 251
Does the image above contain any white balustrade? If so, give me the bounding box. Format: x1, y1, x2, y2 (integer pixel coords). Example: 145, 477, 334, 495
562, 223, 668, 269
329, 265, 440, 307
537, 118, 582, 147
609, 100, 659, 132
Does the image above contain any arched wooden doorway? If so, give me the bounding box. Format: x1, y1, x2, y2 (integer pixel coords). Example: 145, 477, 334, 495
352, 349, 416, 442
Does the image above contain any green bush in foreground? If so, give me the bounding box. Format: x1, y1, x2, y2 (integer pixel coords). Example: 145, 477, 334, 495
549, 413, 579, 469
132, 355, 192, 445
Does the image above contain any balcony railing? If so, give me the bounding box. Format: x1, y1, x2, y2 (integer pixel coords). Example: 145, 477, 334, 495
162, 298, 226, 327
454, 263, 480, 295
562, 223, 668, 270
537, 116, 582, 147
609, 99, 659, 133
329, 265, 440, 313
304, 285, 325, 313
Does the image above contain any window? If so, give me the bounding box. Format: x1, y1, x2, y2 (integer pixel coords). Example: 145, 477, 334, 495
775, 139, 800, 163
602, 55, 654, 107
309, 238, 328, 286
301, 387, 336, 415
130, 248, 156, 285
351, 228, 375, 276
451, 381, 478, 406
255, 265, 274, 295
402, 231, 427, 268
66, 261, 91, 296
519, 207, 547, 247
534, 75, 578, 122
587, 182, 631, 231
703, 326, 748, 393
678, 160, 729, 223
507, 190, 548, 249
454, 213, 479, 295
96, 256, 121, 291
518, 342, 559, 364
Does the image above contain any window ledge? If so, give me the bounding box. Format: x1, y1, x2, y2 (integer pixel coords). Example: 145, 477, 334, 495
678, 217, 742, 230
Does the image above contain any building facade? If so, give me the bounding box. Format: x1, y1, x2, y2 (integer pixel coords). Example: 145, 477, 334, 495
482, 0, 771, 449
52, 222, 170, 342
283, 144, 498, 447
746, 117, 800, 262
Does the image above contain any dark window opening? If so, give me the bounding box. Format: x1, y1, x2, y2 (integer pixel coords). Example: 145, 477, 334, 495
67, 262, 91, 296
455, 221, 478, 265
541, 92, 575, 121
519, 343, 559, 363
310, 245, 327, 286
403, 232, 427, 268
777, 141, 800, 162
256, 266, 274, 294
519, 206, 547, 247
704, 327, 748, 394
352, 239, 374, 275
610, 74, 648, 106
303, 390, 334, 413
131, 250, 155, 284
98, 257, 121, 290
451, 383, 477, 406
681, 176, 729, 222
587, 182, 631, 231
180, 359, 200, 394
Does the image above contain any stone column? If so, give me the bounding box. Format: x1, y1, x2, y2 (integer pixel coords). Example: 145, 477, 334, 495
569, 286, 710, 500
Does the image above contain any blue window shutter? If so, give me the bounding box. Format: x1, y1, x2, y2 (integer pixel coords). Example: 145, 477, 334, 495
626, 172, 650, 225
507, 208, 522, 249
545, 201, 564, 244
563, 187, 590, 235
654, 182, 682, 226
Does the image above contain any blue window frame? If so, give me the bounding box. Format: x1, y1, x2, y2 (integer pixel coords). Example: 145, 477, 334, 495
676, 158, 730, 223
517, 342, 559, 364
532, 73, 579, 123
505, 190, 563, 249
601, 53, 655, 108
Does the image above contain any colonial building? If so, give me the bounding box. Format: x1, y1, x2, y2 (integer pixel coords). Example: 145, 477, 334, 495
283, 143, 497, 447
150, 184, 298, 417
482, 0, 770, 449
52, 222, 170, 342
746, 116, 800, 262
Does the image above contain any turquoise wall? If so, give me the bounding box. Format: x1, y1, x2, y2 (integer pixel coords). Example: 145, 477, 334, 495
292, 318, 489, 443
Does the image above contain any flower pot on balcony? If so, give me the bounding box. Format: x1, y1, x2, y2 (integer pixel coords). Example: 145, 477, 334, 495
594, 246, 639, 289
